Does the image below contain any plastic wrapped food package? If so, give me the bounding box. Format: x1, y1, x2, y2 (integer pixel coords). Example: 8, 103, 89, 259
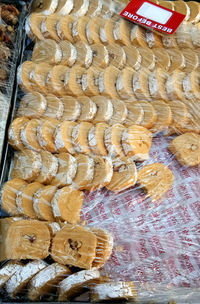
0, 0, 200, 302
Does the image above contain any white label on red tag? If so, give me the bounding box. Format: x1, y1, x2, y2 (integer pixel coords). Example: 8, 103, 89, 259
120, 0, 186, 34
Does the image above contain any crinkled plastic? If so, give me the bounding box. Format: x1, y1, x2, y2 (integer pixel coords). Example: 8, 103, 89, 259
0, 0, 200, 302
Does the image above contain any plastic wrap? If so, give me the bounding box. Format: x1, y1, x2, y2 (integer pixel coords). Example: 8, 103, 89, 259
0, 0, 200, 302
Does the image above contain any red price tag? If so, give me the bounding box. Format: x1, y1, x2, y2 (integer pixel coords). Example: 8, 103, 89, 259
120, 0, 186, 34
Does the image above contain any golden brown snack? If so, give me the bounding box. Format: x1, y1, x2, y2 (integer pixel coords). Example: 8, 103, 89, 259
150, 100, 172, 133
37, 118, 60, 153
124, 102, 144, 127
106, 43, 126, 70
166, 100, 188, 135
20, 119, 42, 152
32, 39, 62, 64
26, 13, 45, 41
72, 122, 93, 154
104, 124, 125, 157
59, 40, 77, 67
131, 25, 148, 47
88, 123, 108, 156
116, 67, 136, 100
82, 67, 103, 96
145, 30, 162, 48
92, 96, 113, 123
165, 70, 185, 101
55, 0, 73, 15
91, 44, 109, 68
77, 96, 97, 122
57, 15, 76, 42
137, 163, 174, 201
59, 121, 77, 154
166, 48, 185, 73
169, 133, 200, 167
72, 154, 94, 190
45, 14, 61, 41
61, 96, 81, 121
137, 101, 157, 129
17, 61, 37, 92
49, 65, 69, 96
17, 92, 47, 118
181, 48, 199, 73
35, 150, 58, 184
75, 41, 93, 68
148, 68, 169, 100
31, 0, 58, 15
187, 1, 200, 24
99, 66, 120, 98
138, 47, 155, 71
109, 99, 127, 125
132, 68, 151, 100
34, 62, 52, 94
8, 117, 29, 150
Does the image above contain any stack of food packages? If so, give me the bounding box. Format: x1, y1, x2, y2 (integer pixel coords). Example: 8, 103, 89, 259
1, 0, 200, 301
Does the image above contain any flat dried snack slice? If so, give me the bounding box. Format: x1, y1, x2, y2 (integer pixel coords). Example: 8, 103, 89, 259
98, 66, 120, 98
90, 281, 137, 302
167, 100, 188, 135
91, 44, 109, 68
33, 185, 57, 221
45, 14, 61, 41
122, 125, 152, 161
26, 13, 45, 41
17, 92, 47, 118
159, 0, 174, 10
61, 96, 81, 121
57, 15, 76, 42
153, 48, 171, 71
38, 118, 60, 153
11, 150, 42, 182
86, 0, 102, 17
51, 186, 84, 223
72, 154, 94, 190
77, 96, 97, 122
169, 133, 200, 167
28, 263, 71, 301
161, 35, 177, 48
51, 224, 97, 268
72, 122, 93, 154
174, 0, 190, 21
181, 48, 199, 73
18, 182, 44, 218
71, 16, 90, 43
132, 68, 151, 100
91, 228, 113, 268
32, 39, 62, 64
92, 96, 113, 123
131, 25, 148, 47
54, 123, 67, 153
88, 123, 108, 156
116, 67, 136, 100
109, 99, 127, 125
113, 18, 132, 46
138, 47, 155, 71
137, 101, 156, 129
175, 23, 193, 48
0, 261, 23, 289
150, 100, 172, 133
51, 153, 77, 187
2, 179, 27, 216
178, 100, 200, 134
82, 67, 103, 96
86, 17, 104, 45
31, 0, 58, 15
66, 66, 85, 96
59, 40, 77, 67
58, 268, 100, 301
35, 150, 58, 184
104, 124, 125, 158
106, 43, 126, 70
34, 62, 52, 94
123, 45, 141, 70
166, 48, 185, 73
17, 61, 37, 92
6, 260, 47, 298
71, 0, 89, 17
187, 1, 200, 24
86, 156, 113, 191
145, 30, 162, 48
49, 65, 70, 96
1, 218, 51, 260
20, 119, 42, 152
137, 163, 174, 201
8, 117, 29, 150
124, 102, 144, 127
60, 121, 77, 154
75, 41, 93, 69
165, 70, 185, 101
148, 68, 169, 100
107, 156, 137, 192
55, 0, 73, 15
102, 18, 116, 44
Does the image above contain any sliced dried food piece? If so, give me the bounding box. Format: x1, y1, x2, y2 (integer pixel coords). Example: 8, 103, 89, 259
153, 48, 171, 71
150, 100, 172, 133
26, 13, 45, 41
123, 45, 141, 70
51, 186, 84, 223
124, 102, 144, 127
49, 65, 69, 96
55, 0, 73, 15
2, 179, 27, 216
182, 71, 200, 101
59, 121, 77, 154
122, 125, 152, 161
58, 268, 100, 301
20, 119, 42, 152
34, 62, 52, 94
0, 261, 23, 289
116, 67, 136, 100
137, 101, 156, 129
91, 281, 137, 302
35, 150, 58, 184
86, 17, 104, 44
138, 47, 155, 71
51, 224, 97, 268
91, 44, 109, 68
34, 185, 57, 221
174, 0, 190, 21
187, 1, 200, 24
145, 30, 162, 48
66, 66, 85, 96
45, 14, 61, 41
165, 70, 185, 101
169, 133, 200, 167
11, 150, 42, 182
167, 100, 188, 135
91, 228, 113, 268
57, 15, 76, 42
51, 153, 77, 187
98, 66, 120, 98
59, 40, 77, 67
109, 99, 127, 125
32, 39, 62, 64
8, 117, 29, 150
72, 122, 93, 154
106, 43, 126, 70
0, 218, 51, 261
148, 68, 169, 100
178, 100, 200, 134
101, 0, 115, 18
38, 118, 60, 153
131, 25, 148, 47
166, 48, 185, 73
71, 0, 89, 17
73, 154, 94, 190
92, 96, 113, 123
88, 123, 108, 156
82, 67, 103, 96
28, 263, 71, 301
31, 0, 58, 15
86, 0, 102, 17
77, 96, 97, 122
17, 61, 36, 92
161, 35, 177, 48
61, 96, 81, 121
132, 68, 151, 100
72, 16, 90, 43
104, 124, 125, 158
137, 163, 174, 201
17, 92, 47, 118
75, 41, 93, 69
159, 0, 174, 10
181, 48, 199, 73
86, 156, 113, 191
54, 124, 67, 153
113, 18, 132, 46
107, 156, 137, 192
6, 260, 47, 298
102, 18, 116, 44
175, 23, 193, 48
47, 222, 61, 236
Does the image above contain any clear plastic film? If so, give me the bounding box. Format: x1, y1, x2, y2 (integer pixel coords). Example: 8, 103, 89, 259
0, 0, 200, 302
